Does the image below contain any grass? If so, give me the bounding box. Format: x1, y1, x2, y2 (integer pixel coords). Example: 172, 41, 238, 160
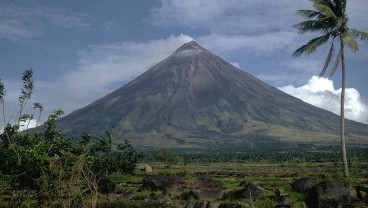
102, 161, 368, 208
1, 160, 366, 207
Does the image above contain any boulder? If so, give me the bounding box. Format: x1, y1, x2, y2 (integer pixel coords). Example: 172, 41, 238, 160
142, 175, 183, 192
98, 178, 116, 194
356, 185, 368, 200
185, 200, 215, 208
291, 177, 317, 193
191, 175, 223, 200
306, 180, 350, 208
225, 182, 264, 200
275, 188, 293, 208
108, 191, 134, 202
138, 163, 153, 173
218, 202, 244, 208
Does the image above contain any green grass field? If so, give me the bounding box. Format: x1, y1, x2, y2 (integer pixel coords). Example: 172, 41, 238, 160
102, 160, 368, 208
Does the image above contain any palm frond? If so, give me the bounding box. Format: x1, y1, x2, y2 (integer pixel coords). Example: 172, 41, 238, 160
293, 33, 331, 57
319, 41, 335, 77
314, 0, 337, 18
350, 29, 368, 42
329, 46, 342, 77
342, 31, 358, 52
296, 10, 325, 19
333, 0, 346, 16
293, 20, 333, 34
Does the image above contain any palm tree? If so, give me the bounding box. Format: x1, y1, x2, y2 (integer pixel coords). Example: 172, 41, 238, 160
293, 0, 368, 177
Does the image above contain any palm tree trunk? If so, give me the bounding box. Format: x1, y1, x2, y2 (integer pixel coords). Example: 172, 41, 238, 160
340, 39, 349, 178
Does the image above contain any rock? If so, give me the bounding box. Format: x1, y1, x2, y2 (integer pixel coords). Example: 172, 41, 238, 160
218, 202, 244, 208
275, 188, 293, 208
132, 195, 147, 200
291, 177, 317, 193
142, 175, 183, 192
185, 200, 197, 208
148, 192, 158, 200
238, 181, 250, 187
275, 188, 288, 197
98, 178, 116, 194
182, 191, 200, 201
349, 186, 358, 200
107, 193, 124, 202
108, 190, 134, 202
233, 183, 264, 199
306, 180, 350, 208
191, 175, 223, 200
226, 182, 264, 200
357, 185, 368, 200
193, 201, 211, 208
138, 163, 153, 173
108, 191, 134, 202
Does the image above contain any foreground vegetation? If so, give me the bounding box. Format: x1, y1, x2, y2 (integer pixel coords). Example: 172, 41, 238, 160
1, 129, 368, 208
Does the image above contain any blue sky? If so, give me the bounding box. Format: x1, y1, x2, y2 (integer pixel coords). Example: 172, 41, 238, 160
1, 0, 367, 127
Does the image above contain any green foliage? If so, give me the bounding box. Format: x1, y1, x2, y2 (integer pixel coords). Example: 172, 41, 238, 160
145, 150, 368, 164
153, 148, 179, 165
0, 79, 5, 126
0, 126, 141, 206
17, 68, 34, 128
0, 68, 139, 207
116, 139, 141, 174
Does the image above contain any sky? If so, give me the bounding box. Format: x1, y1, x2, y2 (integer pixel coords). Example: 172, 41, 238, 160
0, 0, 367, 130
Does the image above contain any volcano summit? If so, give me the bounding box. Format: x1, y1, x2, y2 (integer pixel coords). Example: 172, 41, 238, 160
56, 41, 368, 151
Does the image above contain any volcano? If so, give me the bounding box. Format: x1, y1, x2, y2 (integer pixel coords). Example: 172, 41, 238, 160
56, 41, 368, 151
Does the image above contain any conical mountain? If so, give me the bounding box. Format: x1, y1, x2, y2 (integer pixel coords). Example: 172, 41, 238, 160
57, 41, 368, 151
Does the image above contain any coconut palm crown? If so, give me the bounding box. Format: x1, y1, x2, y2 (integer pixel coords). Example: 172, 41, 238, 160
293, 0, 368, 177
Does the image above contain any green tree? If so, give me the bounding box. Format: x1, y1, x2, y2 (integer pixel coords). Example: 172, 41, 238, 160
17, 69, 34, 130
0, 79, 5, 127
32, 102, 44, 128
293, 0, 368, 177
117, 139, 141, 174
153, 148, 178, 165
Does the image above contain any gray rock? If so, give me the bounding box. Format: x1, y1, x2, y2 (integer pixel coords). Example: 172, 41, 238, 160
98, 177, 116, 194
191, 175, 223, 201
357, 185, 368, 200
291, 177, 317, 193
138, 163, 153, 173
306, 180, 350, 208
275, 188, 293, 208
225, 182, 264, 200
142, 175, 183, 192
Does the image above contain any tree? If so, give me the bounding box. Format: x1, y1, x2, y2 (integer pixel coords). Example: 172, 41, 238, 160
17, 69, 34, 130
0, 79, 5, 127
153, 148, 178, 165
293, 0, 368, 177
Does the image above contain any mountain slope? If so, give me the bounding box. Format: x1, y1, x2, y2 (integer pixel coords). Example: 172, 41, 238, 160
56, 41, 368, 151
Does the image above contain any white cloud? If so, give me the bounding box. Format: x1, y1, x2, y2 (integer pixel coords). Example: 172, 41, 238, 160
0, 119, 38, 134
279, 76, 368, 124
58, 34, 193, 109
29, 34, 193, 116
1, 34, 194, 121
230, 62, 240, 68
19, 119, 38, 132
